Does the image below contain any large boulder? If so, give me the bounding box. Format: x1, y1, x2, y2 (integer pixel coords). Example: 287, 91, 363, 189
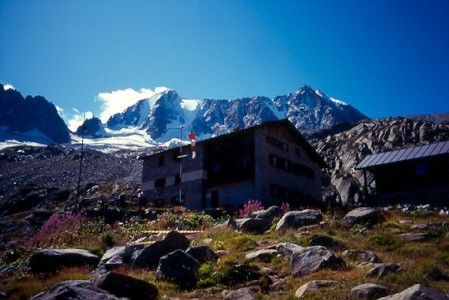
275, 209, 323, 231
349, 283, 389, 299
290, 246, 346, 276
343, 207, 383, 228
377, 283, 449, 300
186, 245, 218, 264
30, 280, 119, 299
92, 271, 158, 300
29, 249, 100, 273
155, 249, 200, 289
132, 231, 190, 269
235, 218, 271, 234
333, 175, 361, 206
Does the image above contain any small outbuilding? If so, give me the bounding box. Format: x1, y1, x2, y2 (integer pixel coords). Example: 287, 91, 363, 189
356, 141, 449, 205
140, 119, 326, 211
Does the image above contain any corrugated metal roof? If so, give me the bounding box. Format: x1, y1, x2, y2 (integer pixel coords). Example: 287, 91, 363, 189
356, 141, 449, 170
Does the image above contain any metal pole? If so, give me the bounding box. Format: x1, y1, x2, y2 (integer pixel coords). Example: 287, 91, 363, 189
179, 125, 183, 204
168, 124, 187, 204
75, 124, 86, 212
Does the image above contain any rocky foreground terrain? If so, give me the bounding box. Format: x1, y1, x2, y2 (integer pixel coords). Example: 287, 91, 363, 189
1, 116, 449, 299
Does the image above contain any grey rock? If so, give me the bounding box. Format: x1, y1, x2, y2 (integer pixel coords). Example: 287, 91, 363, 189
366, 263, 402, 279
155, 249, 200, 289
29, 248, 100, 273
104, 255, 124, 271
341, 249, 381, 263
219, 263, 262, 285
377, 283, 449, 300
290, 246, 346, 276
98, 246, 126, 266
333, 176, 360, 206
275, 209, 323, 231
98, 244, 143, 270
398, 232, 430, 241
132, 231, 190, 269
252, 206, 284, 222
245, 249, 278, 262
186, 245, 218, 264
275, 242, 304, 258
30, 280, 119, 299
235, 217, 271, 234
343, 207, 383, 227
224, 287, 258, 300
350, 283, 389, 299
308, 235, 344, 249
92, 271, 158, 300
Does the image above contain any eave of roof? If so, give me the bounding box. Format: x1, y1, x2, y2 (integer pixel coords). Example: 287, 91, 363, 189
356, 140, 449, 170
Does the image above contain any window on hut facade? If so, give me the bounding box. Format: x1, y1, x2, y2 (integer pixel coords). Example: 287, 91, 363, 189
154, 178, 166, 188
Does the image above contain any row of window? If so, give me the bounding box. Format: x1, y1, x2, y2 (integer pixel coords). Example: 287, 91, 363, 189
266, 135, 289, 151
269, 154, 315, 180
154, 174, 181, 188
266, 135, 302, 157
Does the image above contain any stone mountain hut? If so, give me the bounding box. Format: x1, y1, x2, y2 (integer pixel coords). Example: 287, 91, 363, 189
140, 119, 326, 211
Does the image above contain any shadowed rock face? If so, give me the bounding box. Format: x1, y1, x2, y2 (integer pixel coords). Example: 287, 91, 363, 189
155, 249, 200, 289
275, 209, 323, 231
290, 246, 346, 276
29, 249, 100, 273
343, 207, 383, 228
132, 231, 190, 269
93, 271, 158, 300
0, 84, 71, 143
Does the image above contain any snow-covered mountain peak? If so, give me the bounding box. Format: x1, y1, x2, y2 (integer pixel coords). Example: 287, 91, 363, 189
330, 97, 348, 106
80, 84, 368, 148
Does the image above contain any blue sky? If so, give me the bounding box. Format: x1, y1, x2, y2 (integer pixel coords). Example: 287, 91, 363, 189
1, 0, 448, 128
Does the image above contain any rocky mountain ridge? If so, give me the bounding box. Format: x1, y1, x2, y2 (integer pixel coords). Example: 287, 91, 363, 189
0, 83, 367, 150
0, 83, 71, 144
96, 85, 367, 142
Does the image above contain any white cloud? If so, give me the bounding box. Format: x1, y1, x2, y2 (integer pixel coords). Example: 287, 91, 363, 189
67, 108, 93, 132
94, 88, 159, 123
